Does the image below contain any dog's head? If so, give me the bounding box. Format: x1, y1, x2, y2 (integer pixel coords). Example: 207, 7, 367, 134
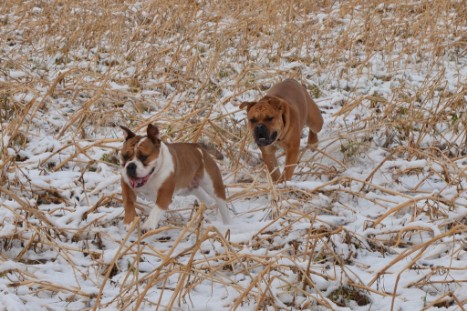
119, 124, 161, 189
240, 96, 285, 147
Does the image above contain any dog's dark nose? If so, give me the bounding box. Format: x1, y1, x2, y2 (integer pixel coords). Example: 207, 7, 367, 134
126, 162, 137, 178
255, 124, 268, 139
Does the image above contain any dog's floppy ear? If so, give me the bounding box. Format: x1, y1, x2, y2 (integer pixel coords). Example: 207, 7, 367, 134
239, 101, 257, 111
147, 123, 160, 144
120, 125, 136, 141
266, 96, 284, 112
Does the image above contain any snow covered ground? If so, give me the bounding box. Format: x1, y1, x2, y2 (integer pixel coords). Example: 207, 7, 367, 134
1, 1, 466, 310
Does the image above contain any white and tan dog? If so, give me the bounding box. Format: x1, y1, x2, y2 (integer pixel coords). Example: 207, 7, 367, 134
119, 124, 231, 230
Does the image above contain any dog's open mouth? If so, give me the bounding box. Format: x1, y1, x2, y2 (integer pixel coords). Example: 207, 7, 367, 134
256, 131, 278, 146
129, 168, 155, 188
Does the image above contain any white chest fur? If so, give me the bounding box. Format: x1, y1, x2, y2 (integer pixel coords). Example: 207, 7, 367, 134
134, 143, 174, 201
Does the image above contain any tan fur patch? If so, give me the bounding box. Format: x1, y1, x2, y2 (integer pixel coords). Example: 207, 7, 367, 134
137, 138, 160, 164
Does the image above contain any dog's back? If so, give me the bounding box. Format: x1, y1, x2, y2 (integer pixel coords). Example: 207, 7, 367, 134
168, 143, 226, 199
267, 79, 321, 131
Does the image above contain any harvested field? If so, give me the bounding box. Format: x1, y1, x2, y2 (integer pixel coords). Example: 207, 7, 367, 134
0, 0, 466, 310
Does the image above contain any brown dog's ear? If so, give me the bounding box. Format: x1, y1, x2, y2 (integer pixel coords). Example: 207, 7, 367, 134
239, 101, 257, 111
266, 96, 284, 112
147, 123, 160, 144
120, 125, 135, 141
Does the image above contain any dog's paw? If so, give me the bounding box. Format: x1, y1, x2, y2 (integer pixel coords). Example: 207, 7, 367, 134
141, 220, 156, 232
123, 216, 139, 231
141, 208, 164, 231
275, 177, 286, 184
124, 222, 134, 232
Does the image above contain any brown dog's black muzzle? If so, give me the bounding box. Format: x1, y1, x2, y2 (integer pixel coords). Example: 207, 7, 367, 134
254, 124, 277, 147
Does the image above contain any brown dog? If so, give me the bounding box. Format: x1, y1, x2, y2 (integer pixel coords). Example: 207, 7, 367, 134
119, 124, 231, 230
240, 79, 324, 182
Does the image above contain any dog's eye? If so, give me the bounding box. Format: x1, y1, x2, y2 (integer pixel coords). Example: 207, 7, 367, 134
249, 118, 257, 123
122, 153, 130, 162
265, 116, 274, 122
138, 154, 147, 162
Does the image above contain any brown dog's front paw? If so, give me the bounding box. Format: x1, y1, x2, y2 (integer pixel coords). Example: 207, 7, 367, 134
275, 175, 288, 184
268, 169, 281, 183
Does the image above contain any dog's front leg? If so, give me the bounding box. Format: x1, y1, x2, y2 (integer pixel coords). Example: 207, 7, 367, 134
280, 141, 300, 182
260, 145, 281, 181
142, 180, 175, 230
121, 178, 137, 224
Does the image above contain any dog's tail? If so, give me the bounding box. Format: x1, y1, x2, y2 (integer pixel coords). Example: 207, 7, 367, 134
198, 142, 224, 161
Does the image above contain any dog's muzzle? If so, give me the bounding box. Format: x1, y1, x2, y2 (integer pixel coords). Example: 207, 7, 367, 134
126, 162, 155, 188
254, 124, 278, 147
